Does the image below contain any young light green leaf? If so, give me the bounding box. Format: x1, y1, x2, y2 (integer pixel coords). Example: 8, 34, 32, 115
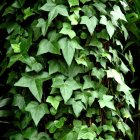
36, 18, 48, 36
72, 101, 84, 117
106, 20, 116, 38
80, 16, 98, 35
111, 5, 127, 22
107, 69, 124, 85
121, 24, 129, 40
60, 23, 76, 39
23, 7, 34, 20
80, 0, 90, 4
99, 95, 115, 110
25, 101, 49, 126
100, 15, 107, 25
68, 0, 79, 7
46, 96, 62, 110
11, 43, 21, 53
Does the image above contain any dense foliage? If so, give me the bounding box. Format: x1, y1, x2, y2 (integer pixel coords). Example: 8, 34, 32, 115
0, 0, 137, 139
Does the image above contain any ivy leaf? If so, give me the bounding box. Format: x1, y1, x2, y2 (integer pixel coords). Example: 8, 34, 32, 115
83, 75, 97, 89
68, 0, 79, 7
23, 127, 38, 139
8, 55, 43, 73
11, 43, 21, 53
0, 97, 10, 108
46, 96, 62, 110
93, 2, 107, 14
92, 67, 105, 81
36, 18, 48, 36
60, 78, 80, 103
23, 7, 34, 20
103, 124, 115, 132
78, 126, 96, 140
107, 69, 124, 85
59, 38, 75, 66
14, 72, 51, 102
75, 91, 90, 107
99, 95, 116, 110
48, 60, 60, 75
111, 5, 127, 22
121, 24, 129, 40
47, 117, 66, 133
80, 0, 90, 4
60, 23, 76, 39
72, 101, 84, 117
40, 3, 68, 24
100, 15, 107, 25
25, 101, 49, 126
117, 121, 125, 135
12, 94, 25, 110
117, 84, 135, 108
106, 20, 116, 38
37, 39, 60, 55
80, 16, 98, 35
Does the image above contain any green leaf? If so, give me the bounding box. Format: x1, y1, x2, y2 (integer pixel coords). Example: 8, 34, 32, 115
8, 55, 43, 72
60, 23, 76, 39
100, 15, 107, 25
23, 7, 34, 20
93, 2, 107, 14
40, 2, 56, 12
14, 72, 51, 102
36, 18, 48, 36
92, 67, 105, 80
0, 110, 10, 117
72, 101, 84, 117
23, 127, 38, 139
107, 69, 124, 85
25, 101, 49, 126
99, 95, 115, 110
83, 75, 97, 89
78, 126, 96, 140
11, 43, 21, 53
121, 24, 129, 40
103, 124, 115, 132
80, 0, 90, 4
46, 96, 62, 110
117, 121, 125, 135
111, 5, 127, 22
80, 16, 98, 35
0, 98, 10, 108
75, 91, 90, 107
106, 20, 116, 38
12, 94, 25, 110
58, 38, 75, 66
60, 78, 80, 103
48, 60, 60, 75
37, 39, 60, 55
68, 0, 79, 7
46, 117, 66, 133
40, 4, 68, 24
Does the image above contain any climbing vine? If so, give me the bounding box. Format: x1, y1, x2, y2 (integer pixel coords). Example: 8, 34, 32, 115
0, 0, 135, 139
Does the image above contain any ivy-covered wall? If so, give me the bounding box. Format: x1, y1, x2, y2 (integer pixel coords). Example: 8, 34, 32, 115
0, 0, 137, 140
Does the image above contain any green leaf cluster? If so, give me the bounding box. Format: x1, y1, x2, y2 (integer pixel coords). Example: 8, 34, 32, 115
0, 0, 136, 139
